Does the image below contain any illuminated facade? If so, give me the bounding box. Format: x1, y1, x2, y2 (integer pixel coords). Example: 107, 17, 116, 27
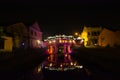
29, 22, 42, 48
0, 27, 13, 51
98, 28, 120, 47
81, 26, 102, 47
0, 36, 13, 52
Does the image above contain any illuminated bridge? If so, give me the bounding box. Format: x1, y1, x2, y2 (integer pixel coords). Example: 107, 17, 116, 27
42, 35, 84, 70
33, 35, 87, 80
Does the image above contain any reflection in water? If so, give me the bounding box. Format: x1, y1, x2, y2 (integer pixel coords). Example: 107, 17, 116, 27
33, 60, 88, 80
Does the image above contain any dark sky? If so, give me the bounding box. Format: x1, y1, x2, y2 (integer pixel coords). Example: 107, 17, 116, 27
0, 0, 120, 36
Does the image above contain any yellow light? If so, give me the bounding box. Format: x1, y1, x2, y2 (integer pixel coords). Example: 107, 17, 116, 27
74, 63, 76, 66
75, 65, 83, 68
81, 39, 84, 43
60, 64, 63, 67
69, 40, 72, 43
65, 40, 67, 43
37, 40, 41, 44
53, 40, 56, 43
49, 41, 52, 44
37, 67, 41, 73
62, 40, 64, 43
77, 37, 81, 40
74, 62, 77, 66
49, 63, 52, 67
59, 40, 62, 43
80, 65, 83, 68
72, 40, 75, 43
75, 32, 78, 36
65, 54, 67, 57
70, 62, 73, 66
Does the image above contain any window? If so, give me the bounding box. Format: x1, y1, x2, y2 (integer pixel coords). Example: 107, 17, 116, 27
91, 31, 97, 36
31, 30, 34, 35
91, 32, 94, 36
97, 31, 100, 35
87, 41, 90, 46
92, 39, 98, 44
88, 32, 90, 35
94, 32, 97, 36
0, 38, 4, 49
34, 32, 37, 36
94, 39, 98, 44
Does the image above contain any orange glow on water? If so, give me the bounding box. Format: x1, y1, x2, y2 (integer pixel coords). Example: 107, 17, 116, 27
68, 45, 72, 53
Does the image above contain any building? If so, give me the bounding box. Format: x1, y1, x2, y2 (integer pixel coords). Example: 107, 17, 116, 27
115, 31, 120, 46
6, 23, 29, 49
0, 22, 43, 51
81, 26, 102, 47
98, 28, 120, 47
29, 22, 42, 48
0, 36, 13, 52
0, 27, 13, 52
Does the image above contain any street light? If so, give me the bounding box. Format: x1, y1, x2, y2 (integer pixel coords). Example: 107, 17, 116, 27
74, 32, 78, 36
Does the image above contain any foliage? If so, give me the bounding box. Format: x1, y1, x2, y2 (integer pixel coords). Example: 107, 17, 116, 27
0, 27, 5, 37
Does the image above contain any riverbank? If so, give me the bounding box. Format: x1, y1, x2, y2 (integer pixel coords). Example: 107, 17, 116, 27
0, 48, 48, 80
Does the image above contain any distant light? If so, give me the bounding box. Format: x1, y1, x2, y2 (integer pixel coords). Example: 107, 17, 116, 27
48, 36, 53, 39
94, 44, 97, 46
62, 40, 64, 43
60, 64, 63, 67
70, 62, 73, 66
59, 49, 62, 52
49, 41, 52, 44
75, 32, 78, 36
80, 65, 83, 68
62, 35, 65, 37
75, 65, 83, 69
53, 40, 56, 43
81, 39, 84, 43
37, 40, 41, 44
49, 63, 52, 67
72, 40, 75, 43
44, 39, 47, 41
65, 54, 67, 57
69, 40, 72, 43
74, 62, 77, 66
65, 40, 67, 43
22, 43, 24, 45
77, 37, 81, 40
37, 67, 41, 73
59, 40, 62, 43
68, 35, 73, 38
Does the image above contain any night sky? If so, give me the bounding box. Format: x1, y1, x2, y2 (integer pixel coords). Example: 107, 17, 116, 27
0, 0, 120, 37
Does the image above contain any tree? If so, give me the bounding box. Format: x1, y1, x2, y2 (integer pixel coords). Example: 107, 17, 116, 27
0, 27, 5, 38
6, 23, 29, 49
